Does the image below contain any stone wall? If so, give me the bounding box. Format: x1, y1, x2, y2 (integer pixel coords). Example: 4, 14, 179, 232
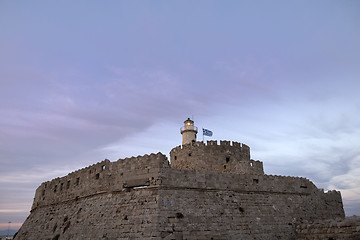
16, 163, 344, 240
157, 168, 344, 239
170, 141, 263, 175
296, 217, 360, 240
18, 188, 161, 239
31, 153, 169, 210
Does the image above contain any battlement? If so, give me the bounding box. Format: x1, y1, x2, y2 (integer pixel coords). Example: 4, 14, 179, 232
170, 140, 262, 174
171, 140, 250, 153
32, 153, 169, 210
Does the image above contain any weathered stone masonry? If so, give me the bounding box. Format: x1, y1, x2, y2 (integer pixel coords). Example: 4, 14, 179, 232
15, 140, 345, 240
170, 141, 263, 175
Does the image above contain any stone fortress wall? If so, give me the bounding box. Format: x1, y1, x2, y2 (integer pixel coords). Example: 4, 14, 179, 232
32, 153, 169, 210
296, 217, 360, 239
157, 170, 344, 239
16, 140, 346, 240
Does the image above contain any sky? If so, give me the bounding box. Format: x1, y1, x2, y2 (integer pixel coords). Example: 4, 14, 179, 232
1, 0, 360, 231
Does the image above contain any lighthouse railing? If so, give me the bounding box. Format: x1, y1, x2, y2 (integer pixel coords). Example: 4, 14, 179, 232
180, 126, 198, 132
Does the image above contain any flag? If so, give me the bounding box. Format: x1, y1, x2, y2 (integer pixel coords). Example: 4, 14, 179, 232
202, 128, 213, 137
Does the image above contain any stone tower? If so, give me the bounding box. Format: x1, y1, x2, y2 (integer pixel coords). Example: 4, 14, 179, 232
180, 118, 198, 145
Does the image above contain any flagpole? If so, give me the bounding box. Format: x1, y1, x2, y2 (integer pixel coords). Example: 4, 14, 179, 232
202, 128, 204, 142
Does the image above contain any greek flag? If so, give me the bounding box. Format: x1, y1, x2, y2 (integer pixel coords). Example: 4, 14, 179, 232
202, 128, 213, 137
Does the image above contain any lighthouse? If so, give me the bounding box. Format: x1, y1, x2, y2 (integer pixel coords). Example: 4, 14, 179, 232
180, 118, 198, 145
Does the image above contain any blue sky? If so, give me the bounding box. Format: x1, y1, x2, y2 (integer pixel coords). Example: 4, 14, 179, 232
1, 0, 360, 230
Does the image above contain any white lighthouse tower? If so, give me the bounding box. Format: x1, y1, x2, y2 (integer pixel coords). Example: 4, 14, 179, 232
180, 118, 198, 145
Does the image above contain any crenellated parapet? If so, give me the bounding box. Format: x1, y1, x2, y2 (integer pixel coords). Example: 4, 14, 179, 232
32, 153, 169, 210
170, 140, 263, 174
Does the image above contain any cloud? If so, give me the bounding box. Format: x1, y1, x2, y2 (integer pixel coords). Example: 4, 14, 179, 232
0, 62, 250, 176
238, 98, 360, 216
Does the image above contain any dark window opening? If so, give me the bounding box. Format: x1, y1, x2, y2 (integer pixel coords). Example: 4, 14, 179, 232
174, 156, 177, 160
188, 153, 192, 157
42, 189, 45, 196
300, 185, 307, 189
224, 165, 226, 169
67, 180, 70, 189
76, 177, 80, 185
253, 179, 259, 184
226, 157, 230, 163
89, 170, 92, 174
54, 185, 57, 193
60, 183, 63, 191
95, 173, 100, 179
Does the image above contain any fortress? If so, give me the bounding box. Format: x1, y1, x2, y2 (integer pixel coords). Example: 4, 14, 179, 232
15, 119, 348, 239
